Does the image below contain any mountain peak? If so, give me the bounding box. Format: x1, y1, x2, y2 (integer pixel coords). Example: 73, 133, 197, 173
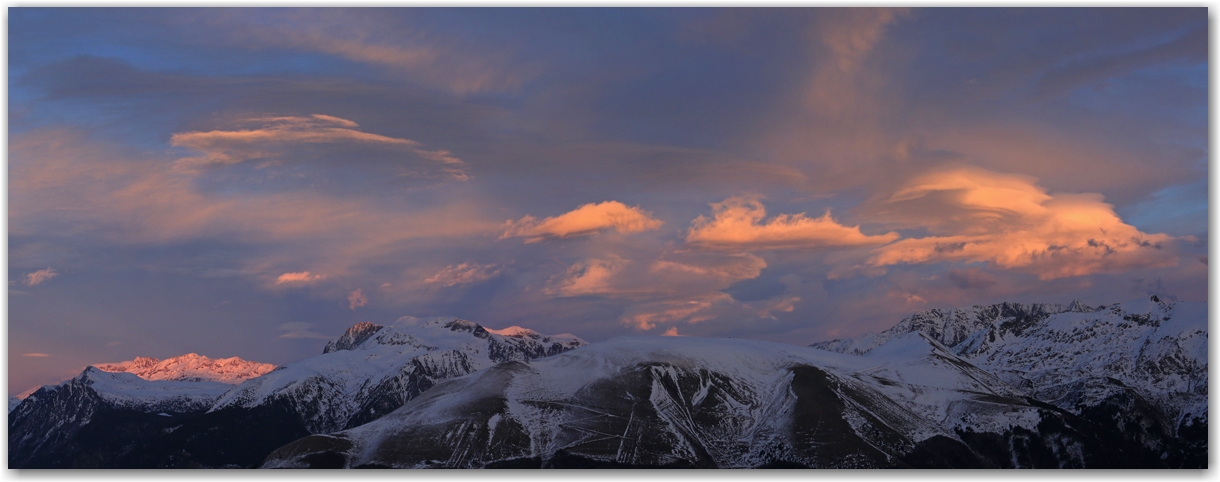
94, 353, 275, 384
322, 321, 386, 354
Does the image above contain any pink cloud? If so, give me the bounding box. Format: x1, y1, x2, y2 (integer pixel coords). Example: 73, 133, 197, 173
424, 263, 503, 288
24, 268, 58, 286
685, 197, 898, 250
502, 201, 663, 243
347, 288, 368, 310
21, 353, 50, 358
868, 167, 1180, 280
661, 326, 684, 337
170, 114, 467, 180
275, 271, 326, 284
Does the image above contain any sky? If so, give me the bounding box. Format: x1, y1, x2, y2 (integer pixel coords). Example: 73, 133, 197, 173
7, 7, 1208, 394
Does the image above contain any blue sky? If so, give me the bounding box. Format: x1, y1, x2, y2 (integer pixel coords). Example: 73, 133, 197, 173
8, 8, 1207, 394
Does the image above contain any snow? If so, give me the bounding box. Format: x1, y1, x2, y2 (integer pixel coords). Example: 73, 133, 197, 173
210, 316, 586, 433
326, 332, 1048, 468
75, 367, 233, 411
94, 353, 276, 384
817, 297, 1207, 424
484, 326, 536, 337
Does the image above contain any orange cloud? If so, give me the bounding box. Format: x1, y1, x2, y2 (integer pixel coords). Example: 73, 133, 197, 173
21, 353, 50, 358
171, 114, 467, 180
545, 257, 634, 297
546, 253, 766, 300
869, 167, 1180, 280
620, 293, 799, 331
502, 201, 663, 243
24, 268, 58, 286
424, 263, 502, 287
685, 197, 898, 250
275, 271, 326, 284
347, 288, 368, 310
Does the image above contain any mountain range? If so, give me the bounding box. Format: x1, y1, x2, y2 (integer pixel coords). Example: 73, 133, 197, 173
9, 297, 1206, 468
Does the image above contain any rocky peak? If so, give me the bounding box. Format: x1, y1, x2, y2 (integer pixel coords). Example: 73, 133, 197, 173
323, 322, 386, 354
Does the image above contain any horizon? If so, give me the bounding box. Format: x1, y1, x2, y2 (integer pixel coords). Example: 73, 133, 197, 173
8, 7, 1208, 396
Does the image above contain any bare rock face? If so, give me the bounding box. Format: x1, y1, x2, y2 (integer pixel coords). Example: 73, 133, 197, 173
322, 322, 385, 354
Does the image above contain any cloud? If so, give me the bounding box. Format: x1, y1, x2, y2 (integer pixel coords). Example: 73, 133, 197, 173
11, 128, 500, 279
24, 268, 58, 286
347, 288, 368, 310
546, 253, 767, 300
188, 9, 532, 94
21, 353, 51, 358
540, 251, 794, 330
661, 326, 684, 337
277, 322, 331, 340
945, 268, 999, 291
868, 167, 1180, 280
501, 201, 663, 243
685, 197, 898, 250
424, 263, 503, 288
620, 293, 800, 331
545, 257, 634, 298
171, 114, 467, 180
817, 8, 911, 74
275, 271, 326, 284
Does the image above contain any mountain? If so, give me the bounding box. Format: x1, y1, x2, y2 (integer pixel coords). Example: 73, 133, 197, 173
263, 331, 1162, 468
210, 317, 586, 434
8, 317, 586, 468
265, 297, 1205, 469
814, 297, 1207, 467
810, 299, 1095, 355
94, 353, 277, 384
11, 299, 1205, 468
9, 365, 253, 468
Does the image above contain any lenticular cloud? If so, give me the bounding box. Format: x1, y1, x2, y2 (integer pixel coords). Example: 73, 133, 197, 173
868, 167, 1180, 279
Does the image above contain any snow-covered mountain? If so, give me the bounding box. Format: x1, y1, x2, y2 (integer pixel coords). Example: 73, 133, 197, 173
811, 299, 1095, 355
814, 298, 1206, 417
264, 297, 1206, 469
10, 300, 1206, 468
813, 297, 1207, 467
94, 353, 276, 384
211, 317, 586, 433
9, 316, 586, 469
264, 330, 1180, 468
